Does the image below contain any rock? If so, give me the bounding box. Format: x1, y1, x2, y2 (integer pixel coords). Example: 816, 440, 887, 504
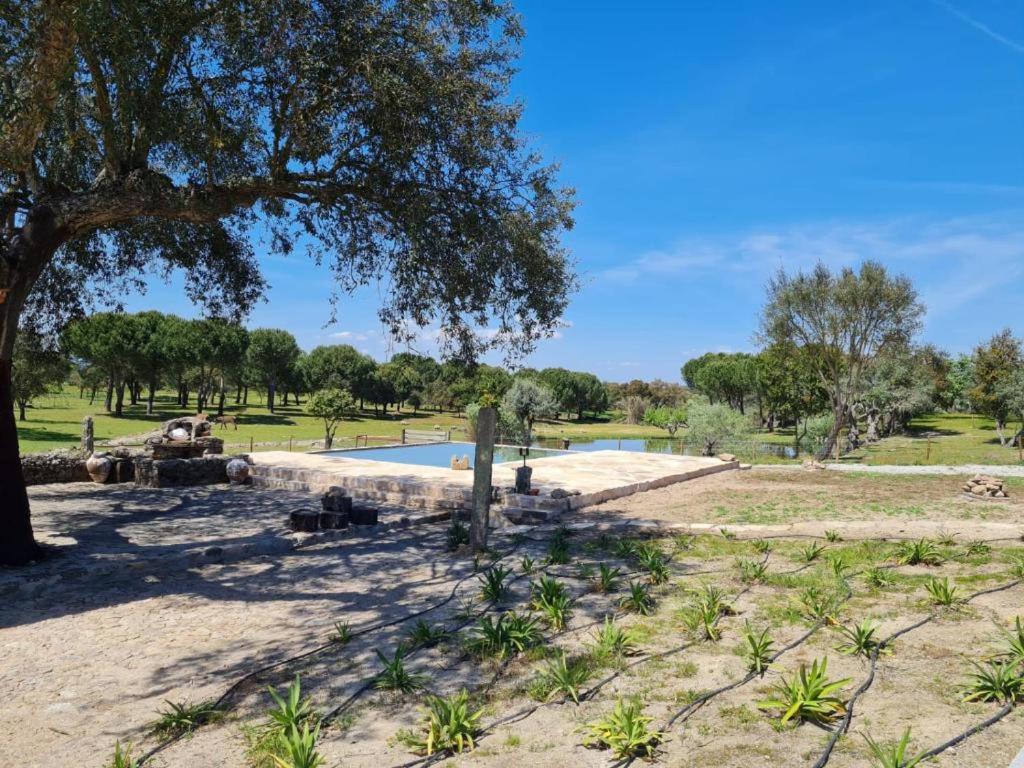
290, 509, 320, 532
226, 458, 250, 484
133, 455, 231, 487
717, 453, 737, 462
20, 450, 90, 486
970, 485, 987, 495
168, 427, 190, 441
550, 488, 569, 499
85, 453, 113, 484
195, 436, 224, 455
350, 505, 379, 526
319, 510, 350, 529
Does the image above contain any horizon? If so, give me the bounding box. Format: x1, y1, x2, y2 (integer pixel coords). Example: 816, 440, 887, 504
118, 0, 1024, 381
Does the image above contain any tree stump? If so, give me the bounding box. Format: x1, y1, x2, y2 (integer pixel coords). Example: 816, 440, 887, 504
319, 510, 350, 529
290, 509, 320, 532
350, 505, 378, 526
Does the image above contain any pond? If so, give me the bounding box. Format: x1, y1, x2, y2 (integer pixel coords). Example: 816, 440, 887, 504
532, 436, 800, 459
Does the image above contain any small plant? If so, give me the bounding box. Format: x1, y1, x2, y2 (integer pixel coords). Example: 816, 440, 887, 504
619, 580, 655, 615
800, 586, 841, 622
331, 621, 352, 645
673, 533, 696, 551
374, 648, 425, 693
267, 677, 318, 736
576, 562, 596, 581
925, 576, 961, 606
105, 742, 138, 768
736, 557, 767, 584
752, 538, 773, 554
613, 539, 637, 559
594, 563, 622, 593
466, 612, 542, 659
896, 539, 943, 566
681, 598, 722, 642
272, 724, 324, 768
827, 553, 849, 579
741, 622, 774, 676
825, 530, 841, 543
537, 592, 571, 630
758, 657, 851, 725
151, 699, 223, 737
398, 690, 483, 756
547, 536, 570, 565
530, 575, 568, 607
863, 728, 926, 768
520, 554, 535, 574
962, 660, 1024, 703
999, 617, 1024, 665
530, 652, 592, 703
835, 619, 882, 658
591, 616, 639, 660
799, 541, 826, 563
720, 527, 737, 540
963, 540, 991, 557
863, 566, 895, 589
583, 699, 664, 759
405, 619, 447, 649
478, 564, 512, 603
1011, 558, 1024, 579
634, 546, 671, 585
446, 520, 469, 551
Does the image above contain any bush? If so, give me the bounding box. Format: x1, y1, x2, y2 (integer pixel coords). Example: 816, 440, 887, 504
685, 401, 751, 455
643, 406, 687, 436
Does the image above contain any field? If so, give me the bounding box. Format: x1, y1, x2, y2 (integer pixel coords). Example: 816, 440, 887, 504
7, 470, 1023, 768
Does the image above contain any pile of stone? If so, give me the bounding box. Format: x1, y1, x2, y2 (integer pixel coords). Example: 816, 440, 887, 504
963, 474, 1009, 499
21, 450, 90, 486
289, 487, 380, 533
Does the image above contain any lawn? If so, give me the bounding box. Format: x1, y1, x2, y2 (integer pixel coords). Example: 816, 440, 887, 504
844, 412, 1024, 466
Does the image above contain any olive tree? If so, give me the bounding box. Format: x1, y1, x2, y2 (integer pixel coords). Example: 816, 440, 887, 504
643, 405, 687, 436
0, 0, 575, 564
11, 328, 67, 421
501, 378, 558, 444
760, 262, 923, 460
308, 388, 353, 449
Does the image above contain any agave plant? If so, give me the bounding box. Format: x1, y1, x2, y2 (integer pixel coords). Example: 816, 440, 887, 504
962, 660, 1024, 704
399, 690, 483, 756
863, 728, 926, 768
758, 657, 851, 725
531, 652, 592, 703
999, 617, 1024, 665
896, 539, 943, 566
530, 576, 568, 608
446, 521, 469, 551
150, 699, 223, 737
618, 581, 655, 615
800, 541, 826, 563
478, 564, 512, 603
404, 619, 448, 649
272, 724, 324, 768
266, 677, 319, 736
594, 563, 622, 593
591, 616, 639, 660
863, 566, 895, 589
751, 538, 773, 555
465, 612, 543, 659
835, 619, 882, 658
374, 648, 426, 693
583, 699, 664, 759
736, 557, 767, 584
924, 576, 961, 607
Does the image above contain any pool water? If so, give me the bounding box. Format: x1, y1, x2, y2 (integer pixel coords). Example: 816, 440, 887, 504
318, 442, 568, 469
533, 437, 798, 459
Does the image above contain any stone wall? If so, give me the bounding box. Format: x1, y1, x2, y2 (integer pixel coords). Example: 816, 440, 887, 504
134, 455, 233, 488
21, 451, 90, 486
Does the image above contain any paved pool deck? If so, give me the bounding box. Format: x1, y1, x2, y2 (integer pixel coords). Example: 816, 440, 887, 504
248, 448, 738, 517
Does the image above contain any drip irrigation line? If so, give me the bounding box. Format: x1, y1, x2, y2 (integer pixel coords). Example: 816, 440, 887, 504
916, 701, 1016, 761
808, 577, 1022, 768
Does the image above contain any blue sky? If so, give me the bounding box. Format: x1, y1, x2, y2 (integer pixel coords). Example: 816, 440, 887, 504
128, 0, 1024, 381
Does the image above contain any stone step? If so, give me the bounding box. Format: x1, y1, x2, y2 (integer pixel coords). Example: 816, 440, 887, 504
249, 465, 472, 502
251, 474, 471, 512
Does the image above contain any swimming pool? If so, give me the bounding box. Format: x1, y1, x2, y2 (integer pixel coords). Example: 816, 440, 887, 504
317, 441, 569, 469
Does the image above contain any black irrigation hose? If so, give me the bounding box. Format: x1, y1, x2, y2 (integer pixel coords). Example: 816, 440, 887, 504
916, 701, 1016, 761
808, 577, 1022, 768
136, 535, 525, 765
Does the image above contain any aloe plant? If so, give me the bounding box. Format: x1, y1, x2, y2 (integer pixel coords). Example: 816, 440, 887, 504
758, 657, 851, 725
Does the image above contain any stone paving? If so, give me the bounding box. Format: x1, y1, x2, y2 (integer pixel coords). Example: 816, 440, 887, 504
0, 484, 470, 767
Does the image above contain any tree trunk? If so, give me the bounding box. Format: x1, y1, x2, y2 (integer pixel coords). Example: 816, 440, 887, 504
114, 378, 125, 417
0, 360, 43, 565
996, 418, 1007, 446
243, 385, 248, 404
147, 377, 156, 415
217, 376, 225, 415
819, 404, 845, 461
17, 399, 26, 421
88, 384, 98, 405
324, 432, 333, 449
267, 381, 276, 413
104, 375, 114, 412
235, 382, 242, 404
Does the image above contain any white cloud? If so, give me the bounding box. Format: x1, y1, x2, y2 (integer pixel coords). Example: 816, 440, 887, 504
931, 0, 1024, 55
330, 330, 371, 342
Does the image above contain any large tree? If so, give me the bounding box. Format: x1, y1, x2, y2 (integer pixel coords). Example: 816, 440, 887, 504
760, 261, 923, 460
0, 0, 575, 564
11, 327, 68, 421
970, 329, 1022, 446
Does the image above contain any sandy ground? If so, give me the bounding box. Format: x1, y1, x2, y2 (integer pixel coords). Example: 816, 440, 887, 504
4, 470, 1023, 768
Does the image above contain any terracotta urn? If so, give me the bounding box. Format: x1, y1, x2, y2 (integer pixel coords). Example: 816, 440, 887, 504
85, 453, 113, 484
226, 458, 250, 484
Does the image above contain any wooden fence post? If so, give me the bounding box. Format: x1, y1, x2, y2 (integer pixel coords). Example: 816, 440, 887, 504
471, 407, 497, 552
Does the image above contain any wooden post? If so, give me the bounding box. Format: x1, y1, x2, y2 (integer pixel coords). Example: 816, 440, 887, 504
470, 406, 497, 552
250, 436, 254, 453
81, 416, 94, 455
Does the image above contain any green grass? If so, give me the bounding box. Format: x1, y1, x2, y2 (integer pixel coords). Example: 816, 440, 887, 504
846, 412, 1024, 466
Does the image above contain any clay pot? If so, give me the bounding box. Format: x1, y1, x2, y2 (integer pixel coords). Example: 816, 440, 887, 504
85, 453, 113, 484
226, 458, 250, 484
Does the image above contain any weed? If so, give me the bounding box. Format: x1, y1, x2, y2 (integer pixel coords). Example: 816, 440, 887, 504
737, 557, 768, 584
999, 617, 1024, 665
896, 539, 944, 566
537, 592, 571, 630
835, 620, 882, 658
925, 576, 961, 606
673, 534, 696, 551
266, 677, 318, 736
720, 527, 737, 540
591, 616, 639, 660
741, 622, 774, 676
827, 553, 849, 579
962, 661, 1024, 703
583, 699, 664, 759
963, 540, 991, 557
151, 699, 223, 738
594, 563, 622, 593
398, 690, 482, 756
619, 581, 655, 615
529, 652, 592, 703
466, 612, 543, 659
752, 538, 773, 555
1010, 558, 1024, 580
478, 564, 513, 603
374, 648, 425, 693
825, 530, 842, 543
863, 566, 895, 589
863, 728, 926, 768
331, 621, 352, 645
758, 657, 851, 725
405, 619, 448, 649
936, 530, 958, 546
446, 521, 469, 551
799, 586, 842, 623
520, 554, 535, 574
105, 742, 138, 768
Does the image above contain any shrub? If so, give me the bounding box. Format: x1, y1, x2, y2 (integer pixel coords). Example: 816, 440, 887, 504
758, 657, 850, 725
583, 699, 663, 759
685, 401, 752, 456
